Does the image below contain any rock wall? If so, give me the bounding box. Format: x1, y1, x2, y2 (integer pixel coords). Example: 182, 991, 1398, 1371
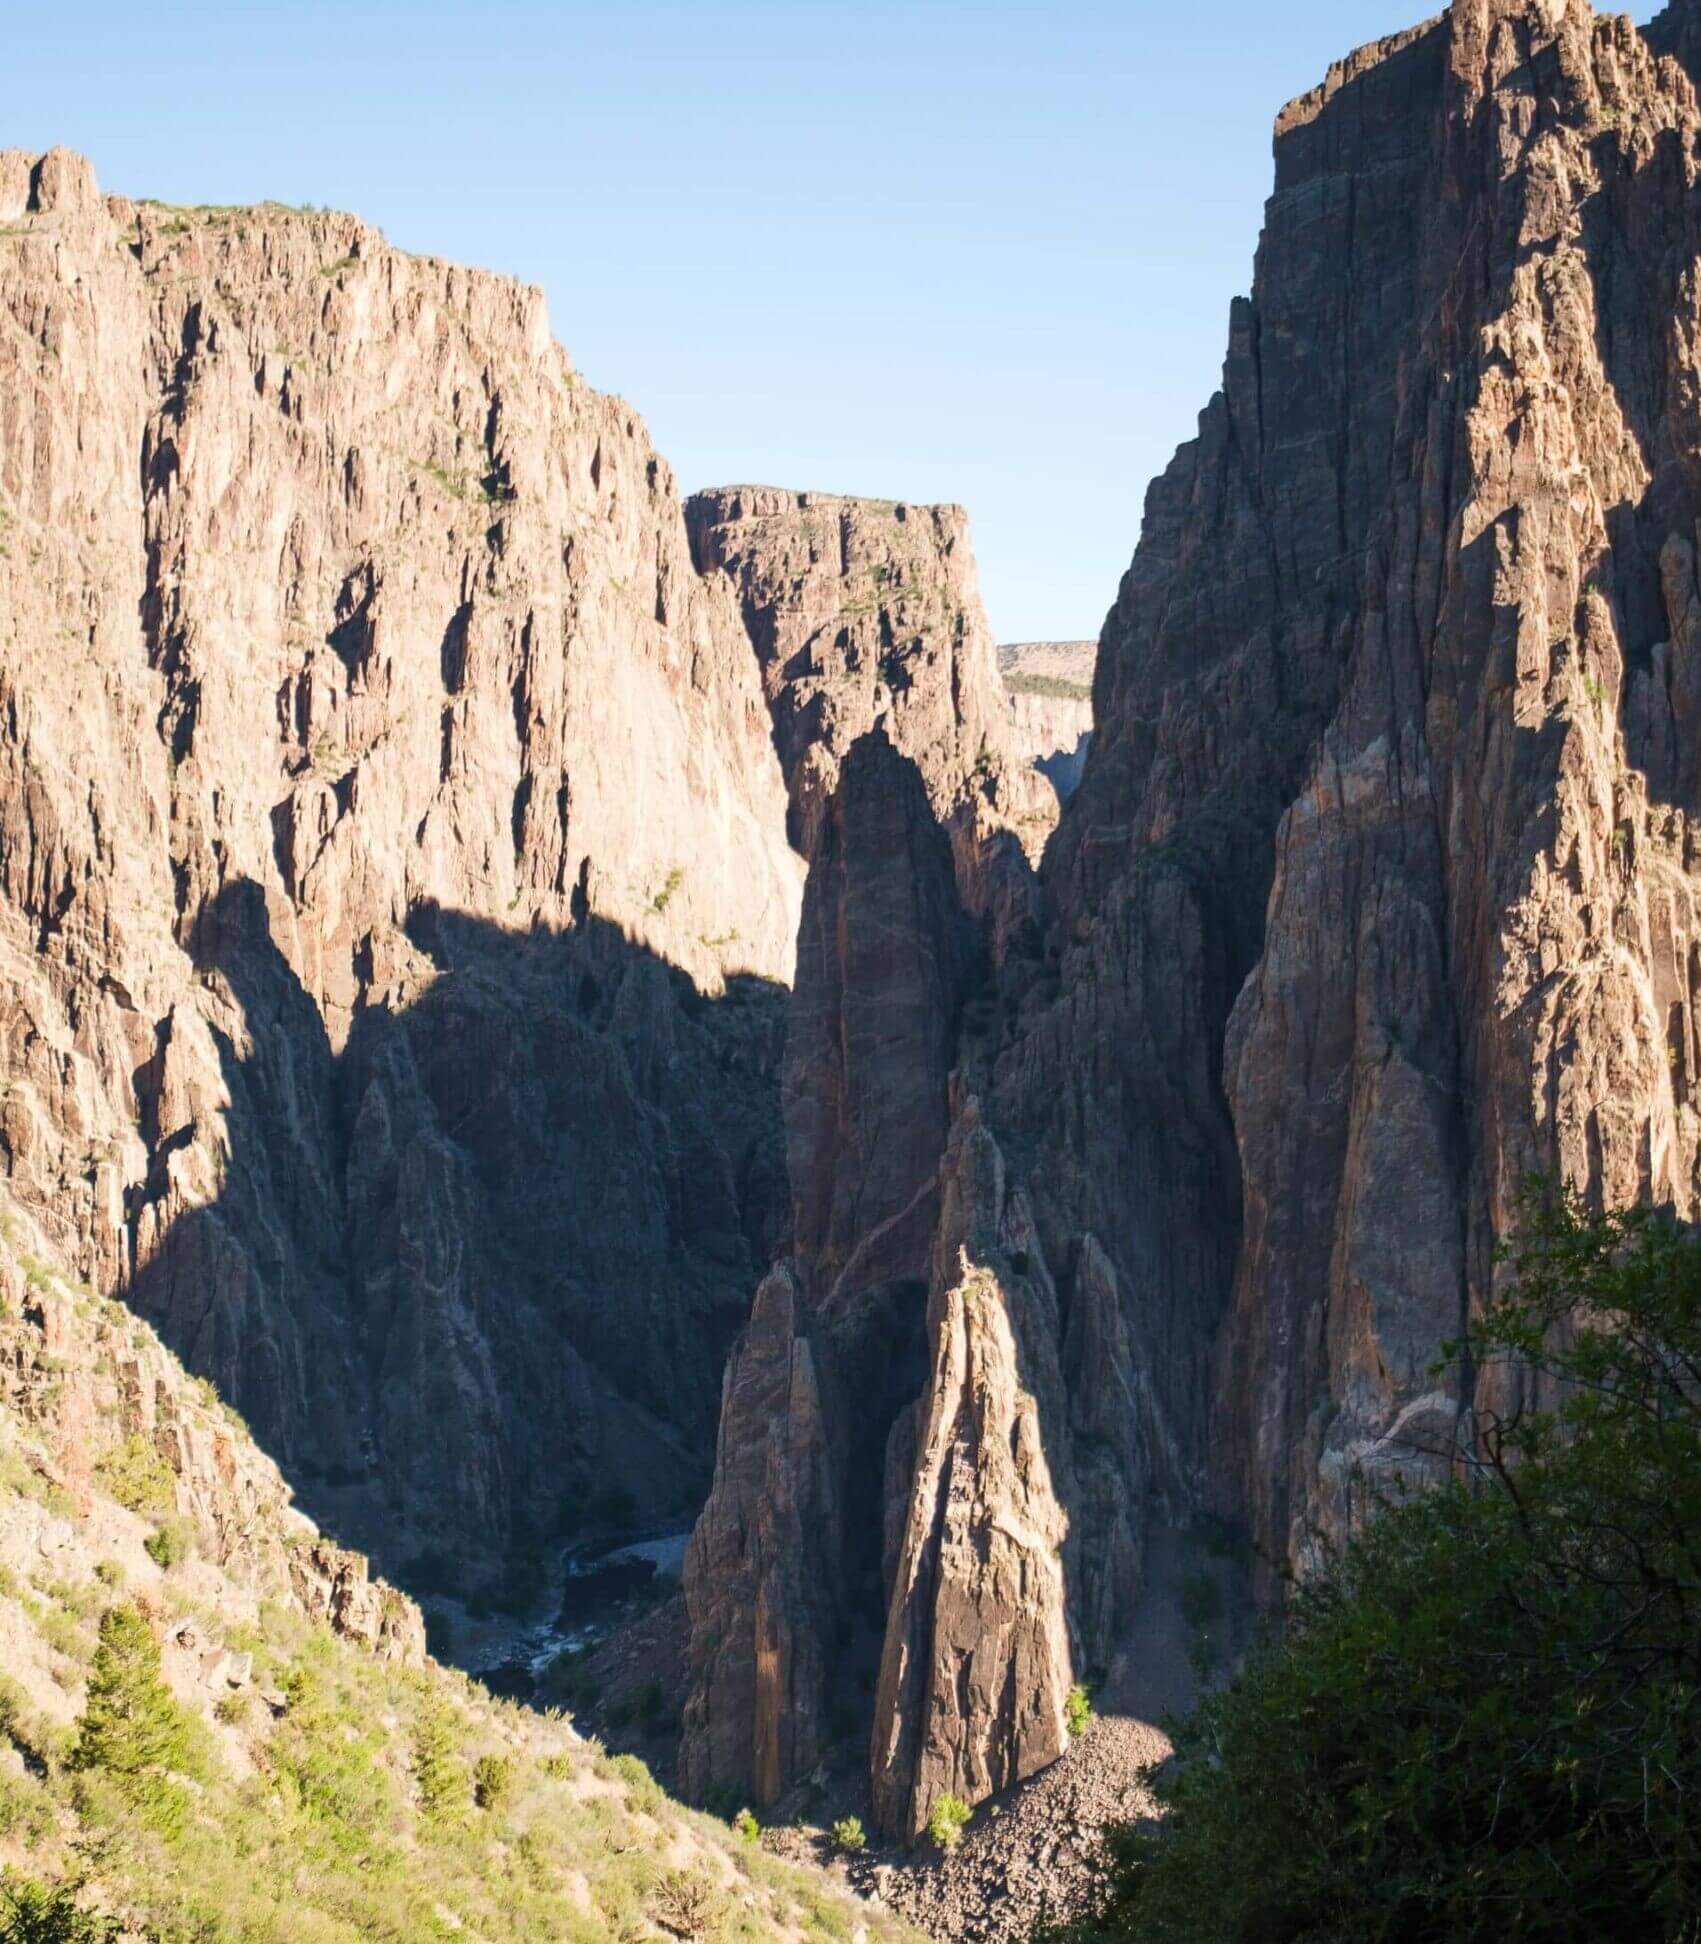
998, 642, 1094, 802
683, 728, 983, 1808
689, 0, 1701, 1843
0, 148, 803, 1570
1006, 0, 1701, 1603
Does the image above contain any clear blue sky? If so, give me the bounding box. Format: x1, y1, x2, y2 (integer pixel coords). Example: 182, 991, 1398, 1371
0, 3, 1660, 640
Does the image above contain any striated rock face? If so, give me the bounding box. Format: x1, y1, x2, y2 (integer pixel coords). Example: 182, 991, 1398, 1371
692, 0, 1701, 1840
687, 487, 1054, 967
687, 487, 1050, 859
871, 1102, 1075, 1842
0, 149, 803, 1567
679, 1264, 836, 1804
683, 728, 981, 1809
1001, 0, 1701, 1603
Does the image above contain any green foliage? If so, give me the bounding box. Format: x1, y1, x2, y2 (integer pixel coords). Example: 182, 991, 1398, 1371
70, 1603, 200, 1836
831, 1815, 868, 1855
0, 1676, 27, 1746
91, 1560, 123, 1591
1060, 1185, 1701, 1942
412, 1694, 469, 1822
94, 1434, 174, 1517
0, 1872, 120, 1943
733, 1804, 761, 1845
539, 1643, 600, 1713
926, 1793, 971, 1852
602, 1749, 663, 1817
1065, 1682, 1093, 1739
272, 1661, 396, 1844
473, 1752, 514, 1813
143, 1517, 194, 1572
1006, 671, 1091, 701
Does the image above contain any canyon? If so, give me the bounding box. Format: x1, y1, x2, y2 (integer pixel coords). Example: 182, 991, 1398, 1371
7, 0, 1701, 1926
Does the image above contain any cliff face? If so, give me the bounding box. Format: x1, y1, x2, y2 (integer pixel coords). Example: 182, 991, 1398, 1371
21, 0, 1701, 1860
0, 148, 803, 1566
998, 642, 1094, 802
687, 487, 1050, 855
1008, 0, 1701, 1601
687, 0, 1701, 1845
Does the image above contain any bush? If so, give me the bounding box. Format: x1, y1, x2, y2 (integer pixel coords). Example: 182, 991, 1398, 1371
926, 1793, 971, 1852
412, 1697, 468, 1822
831, 1815, 867, 1855
94, 1434, 174, 1518
143, 1517, 194, 1572
0, 1675, 27, 1746
1061, 1186, 1701, 1941
0, 1871, 120, 1943
70, 1603, 199, 1835
473, 1752, 513, 1813
1065, 1683, 1092, 1739
648, 1868, 724, 1938
272, 1664, 395, 1842
732, 1805, 760, 1845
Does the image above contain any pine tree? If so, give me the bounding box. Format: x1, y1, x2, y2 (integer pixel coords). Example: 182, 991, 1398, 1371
71, 1604, 197, 1833
412, 1697, 467, 1822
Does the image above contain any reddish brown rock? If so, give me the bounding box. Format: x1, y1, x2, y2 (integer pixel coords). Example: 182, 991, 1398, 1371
1002, 0, 1701, 1603
0, 153, 803, 1568
679, 1264, 837, 1805
871, 1102, 1076, 1841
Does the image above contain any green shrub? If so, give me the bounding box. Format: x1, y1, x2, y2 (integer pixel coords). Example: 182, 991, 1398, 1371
412, 1697, 468, 1822
926, 1793, 971, 1852
604, 1751, 661, 1815
0, 1675, 27, 1745
92, 1561, 123, 1591
213, 1690, 250, 1728
35, 1609, 90, 1665
473, 1752, 513, 1813
0, 1871, 120, 1942
732, 1805, 760, 1845
1061, 1186, 1701, 1942
1176, 1570, 1220, 1633
831, 1815, 867, 1855
1065, 1683, 1092, 1739
587, 1483, 638, 1530
143, 1517, 194, 1572
94, 1434, 175, 1517
272, 1664, 395, 1843
70, 1603, 199, 1835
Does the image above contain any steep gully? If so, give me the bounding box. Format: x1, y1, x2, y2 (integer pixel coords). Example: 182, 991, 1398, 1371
11, 0, 1701, 1855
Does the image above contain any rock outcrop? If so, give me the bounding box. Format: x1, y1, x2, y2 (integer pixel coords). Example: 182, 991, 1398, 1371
0, 1190, 424, 1662
0, 150, 803, 1569
1004, 0, 1701, 1606
871, 1102, 1075, 1841
683, 728, 982, 1808
688, 487, 1050, 857
690, 0, 1701, 1842
998, 642, 1094, 801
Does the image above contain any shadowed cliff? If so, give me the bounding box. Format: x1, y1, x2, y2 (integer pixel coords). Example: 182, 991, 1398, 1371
121, 875, 788, 1606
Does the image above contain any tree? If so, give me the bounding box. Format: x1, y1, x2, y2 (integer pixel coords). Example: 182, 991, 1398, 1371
412, 1696, 468, 1821
70, 1603, 199, 1834
1059, 1186, 1701, 1942
0, 1872, 120, 1944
